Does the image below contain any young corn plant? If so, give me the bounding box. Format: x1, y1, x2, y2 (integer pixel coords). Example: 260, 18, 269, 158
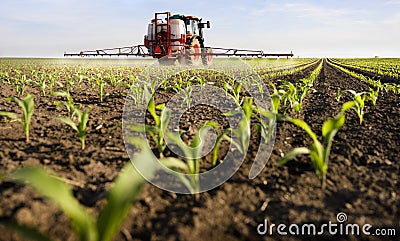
166, 125, 212, 194
269, 82, 281, 114
55, 106, 91, 150
182, 85, 193, 108
232, 82, 243, 105
48, 74, 55, 95
345, 90, 366, 124
0, 94, 34, 142
280, 81, 299, 115
130, 98, 171, 156
223, 97, 253, 154
12, 76, 28, 97
210, 122, 230, 166
368, 88, 379, 106
223, 81, 243, 105
253, 107, 276, 145
36, 73, 47, 96
95, 76, 107, 102
278, 101, 355, 189
52, 91, 79, 118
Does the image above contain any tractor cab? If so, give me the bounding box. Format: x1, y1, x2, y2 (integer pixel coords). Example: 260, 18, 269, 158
144, 12, 213, 65
170, 15, 210, 40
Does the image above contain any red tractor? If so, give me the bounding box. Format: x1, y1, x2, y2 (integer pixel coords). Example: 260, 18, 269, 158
64, 11, 293, 62
144, 12, 212, 65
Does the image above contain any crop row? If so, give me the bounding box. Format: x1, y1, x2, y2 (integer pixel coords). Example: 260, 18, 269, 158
327, 59, 400, 94
330, 58, 400, 79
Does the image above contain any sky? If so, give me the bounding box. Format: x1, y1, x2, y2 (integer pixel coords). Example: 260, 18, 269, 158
0, 0, 399, 58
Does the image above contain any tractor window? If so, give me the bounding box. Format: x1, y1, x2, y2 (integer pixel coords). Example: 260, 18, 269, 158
185, 20, 192, 34
185, 19, 199, 35
192, 20, 199, 35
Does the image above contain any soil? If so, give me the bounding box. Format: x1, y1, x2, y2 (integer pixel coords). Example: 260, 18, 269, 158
0, 60, 399, 241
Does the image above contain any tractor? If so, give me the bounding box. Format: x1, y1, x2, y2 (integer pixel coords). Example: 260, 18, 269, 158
144, 12, 212, 65
64, 11, 293, 62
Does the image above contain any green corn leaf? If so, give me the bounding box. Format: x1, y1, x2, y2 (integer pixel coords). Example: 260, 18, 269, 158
278, 147, 311, 165
19, 95, 34, 122
222, 111, 237, 117
10, 167, 98, 241
147, 98, 159, 126
271, 94, 280, 113
341, 101, 355, 113
97, 163, 147, 241
155, 103, 165, 111
55, 117, 78, 132
289, 118, 318, 143
0, 111, 19, 121
212, 130, 229, 166
51, 91, 69, 98
322, 113, 345, 138
0, 220, 53, 241
78, 107, 91, 137
310, 141, 324, 169
160, 107, 171, 136
344, 89, 357, 96
191, 125, 211, 158
161, 157, 189, 171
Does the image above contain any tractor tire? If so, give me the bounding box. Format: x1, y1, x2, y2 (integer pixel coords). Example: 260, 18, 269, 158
202, 48, 213, 66
184, 38, 202, 66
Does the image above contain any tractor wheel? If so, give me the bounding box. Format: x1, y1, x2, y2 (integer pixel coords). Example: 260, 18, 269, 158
202, 48, 213, 66
184, 38, 202, 66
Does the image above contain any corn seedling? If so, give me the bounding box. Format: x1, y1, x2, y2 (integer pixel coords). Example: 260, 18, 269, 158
210, 123, 230, 166
36, 73, 47, 96
95, 75, 107, 102
223, 97, 253, 154
368, 88, 379, 106
131, 98, 171, 156
345, 90, 366, 124
55, 106, 91, 150
52, 91, 80, 118
0, 94, 34, 142
223, 81, 243, 105
166, 125, 212, 193
232, 82, 243, 105
268, 82, 282, 114
253, 107, 276, 145
336, 88, 342, 102
77, 74, 86, 89
278, 101, 355, 189
48, 74, 55, 94
127, 83, 145, 105
280, 81, 298, 115
12, 76, 27, 97
182, 85, 193, 108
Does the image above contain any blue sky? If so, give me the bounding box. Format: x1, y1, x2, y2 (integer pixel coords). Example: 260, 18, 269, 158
1, 0, 399, 57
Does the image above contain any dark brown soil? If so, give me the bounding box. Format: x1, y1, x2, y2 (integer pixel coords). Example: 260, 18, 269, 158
0, 60, 399, 241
